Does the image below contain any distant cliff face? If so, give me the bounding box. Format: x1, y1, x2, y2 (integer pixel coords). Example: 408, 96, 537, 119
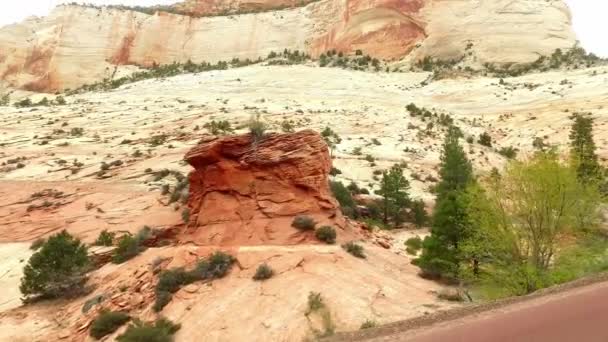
0, 0, 575, 92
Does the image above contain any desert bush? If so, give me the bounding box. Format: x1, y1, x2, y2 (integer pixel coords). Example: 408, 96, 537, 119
405, 236, 423, 255
281, 120, 295, 133
70, 127, 84, 136
360, 320, 377, 329
292, 215, 316, 231
248, 114, 267, 144
181, 208, 190, 223
315, 226, 337, 244
252, 263, 274, 281
329, 167, 342, 176
112, 227, 150, 264
306, 292, 324, 314
94, 230, 115, 246
116, 318, 180, 342
204, 120, 233, 135
498, 146, 518, 159
342, 242, 366, 258
154, 252, 235, 311
478, 132, 492, 147
90, 310, 130, 339
20, 230, 90, 300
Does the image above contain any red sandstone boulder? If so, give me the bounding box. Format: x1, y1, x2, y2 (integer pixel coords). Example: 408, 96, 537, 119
181, 130, 353, 246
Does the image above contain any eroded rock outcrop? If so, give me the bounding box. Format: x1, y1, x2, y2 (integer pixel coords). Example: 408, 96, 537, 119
181, 130, 350, 245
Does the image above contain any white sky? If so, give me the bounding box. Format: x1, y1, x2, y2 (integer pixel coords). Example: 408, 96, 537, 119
0, 1, 606, 57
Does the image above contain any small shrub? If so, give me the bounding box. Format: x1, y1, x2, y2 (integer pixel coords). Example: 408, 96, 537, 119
252, 263, 274, 281
181, 208, 190, 223
70, 127, 84, 136
153, 291, 173, 312
94, 230, 115, 246
116, 318, 180, 342
360, 320, 377, 329
315, 226, 337, 244
342, 242, 366, 258
329, 167, 342, 176
90, 310, 130, 339
203, 120, 233, 135
498, 146, 518, 159
405, 236, 422, 255
248, 113, 267, 144
20, 230, 89, 300
292, 215, 316, 231
281, 120, 295, 133
112, 229, 147, 264
478, 132, 492, 147
306, 292, 324, 314
154, 252, 235, 311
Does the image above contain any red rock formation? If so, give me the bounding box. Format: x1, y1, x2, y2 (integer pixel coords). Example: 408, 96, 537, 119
310, 0, 426, 59
181, 130, 350, 246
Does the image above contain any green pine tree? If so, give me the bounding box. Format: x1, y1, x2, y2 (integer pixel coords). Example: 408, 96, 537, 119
415, 126, 474, 279
377, 164, 410, 225
569, 114, 601, 183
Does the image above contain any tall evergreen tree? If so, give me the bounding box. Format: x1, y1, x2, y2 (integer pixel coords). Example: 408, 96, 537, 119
415, 126, 474, 279
377, 164, 410, 225
569, 114, 601, 183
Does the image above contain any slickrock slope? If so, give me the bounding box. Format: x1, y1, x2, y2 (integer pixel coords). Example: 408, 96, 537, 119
0, 0, 575, 92
183, 130, 351, 245
0, 62, 607, 341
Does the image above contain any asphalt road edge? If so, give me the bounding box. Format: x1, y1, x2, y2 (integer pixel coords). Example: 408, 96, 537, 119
323, 272, 608, 341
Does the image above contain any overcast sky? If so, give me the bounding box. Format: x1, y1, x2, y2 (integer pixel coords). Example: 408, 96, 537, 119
0, 1, 606, 57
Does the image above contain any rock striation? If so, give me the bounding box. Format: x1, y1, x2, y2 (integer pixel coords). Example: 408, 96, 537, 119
182, 130, 348, 245
0, 0, 575, 92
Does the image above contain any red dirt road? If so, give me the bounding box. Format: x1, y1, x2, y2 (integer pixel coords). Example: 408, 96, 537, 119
366, 281, 608, 342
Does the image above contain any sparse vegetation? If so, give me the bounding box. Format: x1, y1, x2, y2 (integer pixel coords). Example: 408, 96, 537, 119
116, 317, 180, 342
306, 291, 324, 314
253, 263, 274, 281
498, 146, 518, 159
477, 132, 492, 147
204, 120, 233, 135
292, 215, 316, 231
405, 236, 422, 255
315, 226, 337, 244
360, 320, 377, 329
342, 242, 366, 258
154, 252, 235, 311
248, 113, 267, 144
94, 230, 115, 246
112, 227, 151, 264
90, 310, 131, 339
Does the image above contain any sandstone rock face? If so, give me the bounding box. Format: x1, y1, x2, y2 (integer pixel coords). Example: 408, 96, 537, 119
182, 130, 348, 245
0, 0, 575, 92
